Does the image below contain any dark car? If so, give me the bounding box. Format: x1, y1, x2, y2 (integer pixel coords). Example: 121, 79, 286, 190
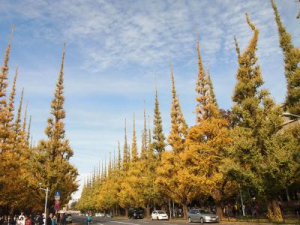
187, 209, 219, 223
128, 208, 144, 219
66, 214, 72, 223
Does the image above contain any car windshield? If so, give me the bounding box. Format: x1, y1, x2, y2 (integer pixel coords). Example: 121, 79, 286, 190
157, 211, 166, 214
199, 210, 214, 214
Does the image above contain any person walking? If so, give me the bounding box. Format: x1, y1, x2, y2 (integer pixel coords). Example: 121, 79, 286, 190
46, 214, 52, 225
0, 216, 4, 225
86, 214, 92, 225
8, 216, 14, 225
37, 214, 43, 225
60, 214, 66, 225
17, 213, 25, 225
3, 216, 8, 225
25, 216, 31, 225
51, 215, 56, 225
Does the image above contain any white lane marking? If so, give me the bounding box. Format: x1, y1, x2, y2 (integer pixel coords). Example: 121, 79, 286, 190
111, 221, 140, 225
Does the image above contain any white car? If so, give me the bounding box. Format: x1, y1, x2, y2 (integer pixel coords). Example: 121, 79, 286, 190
151, 210, 169, 220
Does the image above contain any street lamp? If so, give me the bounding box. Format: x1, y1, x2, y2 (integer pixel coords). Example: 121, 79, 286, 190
238, 184, 245, 216
282, 112, 300, 119
39, 183, 49, 221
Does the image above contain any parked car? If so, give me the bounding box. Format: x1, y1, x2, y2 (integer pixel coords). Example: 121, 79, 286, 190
66, 214, 72, 223
128, 208, 144, 219
95, 213, 105, 217
187, 209, 219, 223
151, 210, 168, 220
105, 214, 112, 218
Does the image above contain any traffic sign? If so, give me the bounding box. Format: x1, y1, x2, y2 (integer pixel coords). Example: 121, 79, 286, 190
54, 204, 59, 211
55, 191, 60, 200
55, 200, 60, 205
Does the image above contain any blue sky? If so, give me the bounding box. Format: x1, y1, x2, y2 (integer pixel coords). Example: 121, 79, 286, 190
0, 0, 299, 199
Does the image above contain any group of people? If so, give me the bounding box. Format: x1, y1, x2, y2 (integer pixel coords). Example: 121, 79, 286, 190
0, 212, 71, 225
223, 203, 259, 217
0, 213, 43, 225
46, 213, 68, 225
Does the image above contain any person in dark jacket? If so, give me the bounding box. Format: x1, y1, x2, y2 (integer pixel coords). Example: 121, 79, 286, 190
37, 214, 43, 225
61, 214, 66, 225
8, 216, 15, 225
46, 214, 52, 225
0, 216, 4, 225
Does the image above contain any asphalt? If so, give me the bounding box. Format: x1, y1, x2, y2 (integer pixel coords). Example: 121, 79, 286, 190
71, 215, 276, 225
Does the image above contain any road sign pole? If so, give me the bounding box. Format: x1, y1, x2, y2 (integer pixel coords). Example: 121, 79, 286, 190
45, 187, 48, 219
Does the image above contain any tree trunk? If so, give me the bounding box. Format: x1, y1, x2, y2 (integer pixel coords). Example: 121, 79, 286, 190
216, 202, 223, 220
146, 203, 151, 218
182, 203, 188, 220
272, 199, 279, 214
125, 208, 128, 217
267, 199, 283, 221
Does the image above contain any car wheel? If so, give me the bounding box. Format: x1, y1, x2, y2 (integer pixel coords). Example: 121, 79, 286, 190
200, 217, 204, 224
188, 217, 192, 223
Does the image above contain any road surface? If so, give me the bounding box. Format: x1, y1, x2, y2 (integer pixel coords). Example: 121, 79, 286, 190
71, 215, 272, 225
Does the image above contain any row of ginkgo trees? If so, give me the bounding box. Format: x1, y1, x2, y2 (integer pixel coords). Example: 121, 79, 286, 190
0, 32, 78, 214
78, 1, 300, 221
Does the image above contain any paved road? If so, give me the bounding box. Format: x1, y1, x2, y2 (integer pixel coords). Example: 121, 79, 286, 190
71, 215, 272, 225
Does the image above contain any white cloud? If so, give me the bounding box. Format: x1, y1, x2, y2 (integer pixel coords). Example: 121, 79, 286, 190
3, 0, 298, 74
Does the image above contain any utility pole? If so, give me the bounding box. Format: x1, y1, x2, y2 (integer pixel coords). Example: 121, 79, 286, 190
39, 183, 49, 221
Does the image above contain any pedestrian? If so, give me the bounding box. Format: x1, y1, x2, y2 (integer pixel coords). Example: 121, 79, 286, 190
254, 204, 259, 217
0, 216, 4, 225
3, 216, 8, 225
37, 214, 43, 225
61, 214, 66, 225
86, 214, 92, 225
30, 216, 35, 225
51, 215, 56, 225
8, 216, 14, 225
46, 214, 52, 225
234, 203, 238, 216
13, 216, 17, 225
55, 215, 59, 225
25, 216, 31, 225
17, 213, 25, 225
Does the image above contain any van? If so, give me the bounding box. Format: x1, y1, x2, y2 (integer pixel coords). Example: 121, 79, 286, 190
128, 208, 144, 219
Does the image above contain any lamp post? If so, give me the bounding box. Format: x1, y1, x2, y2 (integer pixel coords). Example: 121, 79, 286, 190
282, 112, 299, 201
239, 184, 245, 216
39, 183, 49, 221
